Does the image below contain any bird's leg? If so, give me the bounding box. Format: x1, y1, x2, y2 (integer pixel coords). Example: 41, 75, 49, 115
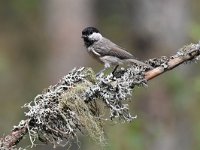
96, 68, 106, 76
112, 65, 119, 75
96, 63, 110, 76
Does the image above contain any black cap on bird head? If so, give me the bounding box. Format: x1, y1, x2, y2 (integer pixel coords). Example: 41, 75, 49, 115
82, 27, 99, 37
81, 27, 100, 47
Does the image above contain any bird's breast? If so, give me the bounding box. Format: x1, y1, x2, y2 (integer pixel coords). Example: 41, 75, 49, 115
87, 47, 103, 63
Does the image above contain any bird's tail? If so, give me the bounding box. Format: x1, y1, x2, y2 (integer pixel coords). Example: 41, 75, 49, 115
126, 59, 153, 69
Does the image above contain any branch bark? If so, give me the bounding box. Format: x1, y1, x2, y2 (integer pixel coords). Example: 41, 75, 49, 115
0, 122, 28, 149
145, 44, 200, 80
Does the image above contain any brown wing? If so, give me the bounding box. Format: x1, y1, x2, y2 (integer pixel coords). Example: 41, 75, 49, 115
107, 45, 134, 59
94, 38, 134, 59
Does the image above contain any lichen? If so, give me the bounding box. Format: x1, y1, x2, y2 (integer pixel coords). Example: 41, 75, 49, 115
12, 64, 149, 148
22, 67, 103, 148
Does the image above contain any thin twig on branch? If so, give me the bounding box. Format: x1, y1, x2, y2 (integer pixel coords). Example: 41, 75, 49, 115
145, 44, 200, 80
1, 42, 200, 149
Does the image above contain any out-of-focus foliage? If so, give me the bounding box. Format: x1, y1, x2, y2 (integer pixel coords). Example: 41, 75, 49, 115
189, 22, 200, 41
0, 0, 47, 139
0, 0, 200, 150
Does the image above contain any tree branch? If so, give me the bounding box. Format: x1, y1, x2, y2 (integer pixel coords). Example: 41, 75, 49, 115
0, 120, 28, 149
1, 42, 200, 149
145, 44, 200, 80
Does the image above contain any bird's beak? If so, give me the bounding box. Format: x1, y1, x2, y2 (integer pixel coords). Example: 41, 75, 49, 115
81, 35, 86, 38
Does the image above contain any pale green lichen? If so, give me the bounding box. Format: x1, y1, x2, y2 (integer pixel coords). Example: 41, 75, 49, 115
59, 83, 105, 145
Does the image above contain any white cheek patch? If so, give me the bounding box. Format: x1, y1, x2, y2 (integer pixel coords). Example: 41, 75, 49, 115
89, 33, 102, 41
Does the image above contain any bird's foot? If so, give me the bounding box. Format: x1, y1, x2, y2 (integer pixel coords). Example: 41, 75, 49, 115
96, 68, 106, 77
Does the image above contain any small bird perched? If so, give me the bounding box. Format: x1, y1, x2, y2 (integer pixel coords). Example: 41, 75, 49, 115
81, 27, 152, 75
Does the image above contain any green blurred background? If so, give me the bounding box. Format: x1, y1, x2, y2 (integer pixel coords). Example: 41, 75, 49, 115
0, 0, 200, 149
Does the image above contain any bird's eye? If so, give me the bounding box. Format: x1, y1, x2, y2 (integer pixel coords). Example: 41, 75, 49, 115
89, 30, 94, 35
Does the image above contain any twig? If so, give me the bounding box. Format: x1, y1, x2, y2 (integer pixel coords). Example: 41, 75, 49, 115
0, 120, 28, 149
145, 43, 200, 80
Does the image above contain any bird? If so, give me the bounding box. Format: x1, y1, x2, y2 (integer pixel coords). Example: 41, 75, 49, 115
81, 27, 152, 75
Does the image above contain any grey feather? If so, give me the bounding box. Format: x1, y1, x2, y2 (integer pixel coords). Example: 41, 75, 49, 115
92, 37, 134, 59
87, 36, 152, 69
